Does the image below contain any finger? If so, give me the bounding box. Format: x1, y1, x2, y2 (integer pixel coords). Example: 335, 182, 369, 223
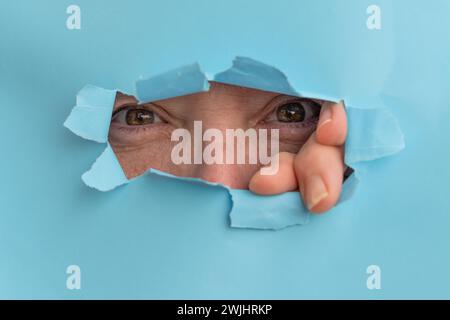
249, 152, 297, 195
295, 134, 345, 213
316, 100, 347, 146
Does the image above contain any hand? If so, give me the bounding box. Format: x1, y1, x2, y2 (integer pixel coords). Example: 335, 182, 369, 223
249, 101, 348, 213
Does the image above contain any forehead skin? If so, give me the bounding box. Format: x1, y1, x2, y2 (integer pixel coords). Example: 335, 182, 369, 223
146, 82, 279, 126
113, 82, 279, 126
115, 82, 277, 107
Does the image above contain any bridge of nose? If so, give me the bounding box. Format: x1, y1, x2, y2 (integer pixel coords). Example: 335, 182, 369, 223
181, 102, 260, 189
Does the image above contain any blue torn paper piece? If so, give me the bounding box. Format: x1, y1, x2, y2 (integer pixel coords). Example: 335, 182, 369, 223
214, 56, 298, 97
230, 170, 359, 230
82, 144, 128, 192
63, 85, 117, 143
229, 190, 310, 230
136, 63, 210, 103
143, 167, 359, 230
146, 169, 310, 230
64, 57, 405, 230
215, 57, 340, 103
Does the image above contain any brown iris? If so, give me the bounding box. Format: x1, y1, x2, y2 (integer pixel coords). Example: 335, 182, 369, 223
277, 103, 305, 122
276, 100, 321, 122
126, 109, 154, 125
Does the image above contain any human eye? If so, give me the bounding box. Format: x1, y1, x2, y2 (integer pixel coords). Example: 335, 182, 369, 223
263, 96, 321, 124
108, 96, 176, 147
257, 95, 323, 152
111, 105, 164, 126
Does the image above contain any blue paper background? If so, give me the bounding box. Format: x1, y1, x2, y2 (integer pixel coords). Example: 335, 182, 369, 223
1, 0, 450, 298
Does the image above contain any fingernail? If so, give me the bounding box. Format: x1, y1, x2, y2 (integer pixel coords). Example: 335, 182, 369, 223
305, 174, 328, 210
318, 104, 333, 130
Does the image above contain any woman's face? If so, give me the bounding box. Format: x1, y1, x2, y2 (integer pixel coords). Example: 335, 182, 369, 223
108, 82, 322, 189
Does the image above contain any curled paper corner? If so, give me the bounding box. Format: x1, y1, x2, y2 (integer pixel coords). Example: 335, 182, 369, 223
147, 168, 224, 189
81, 144, 128, 192
64, 56, 405, 230
63, 85, 117, 143
139, 167, 359, 231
